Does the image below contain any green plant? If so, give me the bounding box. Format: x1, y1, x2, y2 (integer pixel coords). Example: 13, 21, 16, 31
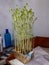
10, 3, 35, 40
10, 3, 37, 53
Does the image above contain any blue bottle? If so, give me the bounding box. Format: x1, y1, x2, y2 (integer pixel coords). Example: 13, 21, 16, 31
4, 29, 11, 48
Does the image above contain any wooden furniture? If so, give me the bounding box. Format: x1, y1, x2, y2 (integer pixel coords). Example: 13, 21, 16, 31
34, 36, 49, 48
6, 36, 49, 65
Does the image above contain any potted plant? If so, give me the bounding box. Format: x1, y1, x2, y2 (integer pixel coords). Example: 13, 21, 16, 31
10, 3, 37, 63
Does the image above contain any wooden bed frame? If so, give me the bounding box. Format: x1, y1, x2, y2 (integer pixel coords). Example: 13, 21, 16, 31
34, 36, 49, 48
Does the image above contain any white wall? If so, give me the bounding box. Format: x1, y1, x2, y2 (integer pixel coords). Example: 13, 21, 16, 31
0, 0, 49, 46
33, 0, 49, 37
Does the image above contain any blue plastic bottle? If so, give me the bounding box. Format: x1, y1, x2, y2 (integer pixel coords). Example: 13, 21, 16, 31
4, 29, 11, 48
